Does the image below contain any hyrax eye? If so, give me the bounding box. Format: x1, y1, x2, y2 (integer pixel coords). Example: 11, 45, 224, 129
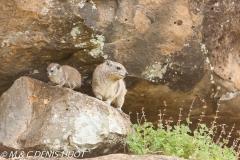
51, 70, 54, 72
116, 66, 121, 70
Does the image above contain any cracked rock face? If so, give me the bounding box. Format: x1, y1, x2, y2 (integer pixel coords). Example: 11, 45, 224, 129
0, 77, 132, 157
0, 0, 240, 145
0, 0, 106, 96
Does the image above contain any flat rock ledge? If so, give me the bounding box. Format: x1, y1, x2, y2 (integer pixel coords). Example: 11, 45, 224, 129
0, 76, 132, 158
0, 153, 186, 160
86, 154, 186, 160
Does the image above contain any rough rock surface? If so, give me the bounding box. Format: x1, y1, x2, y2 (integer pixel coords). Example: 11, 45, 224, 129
0, 77, 132, 158
0, 0, 240, 144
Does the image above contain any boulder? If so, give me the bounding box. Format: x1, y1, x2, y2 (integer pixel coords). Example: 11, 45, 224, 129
0, 76, 132, 158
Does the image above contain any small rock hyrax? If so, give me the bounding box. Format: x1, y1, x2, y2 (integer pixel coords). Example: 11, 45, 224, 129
47, 63, 81, 89
92, 60, 128, 111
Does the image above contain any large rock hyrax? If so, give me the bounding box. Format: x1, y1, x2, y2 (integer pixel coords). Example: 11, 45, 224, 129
92, 60, 128, 111
47, 63, 81, 89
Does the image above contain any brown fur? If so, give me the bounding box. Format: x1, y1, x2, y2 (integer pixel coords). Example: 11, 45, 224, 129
92, 60, 128, 111
47, 63, 81, 89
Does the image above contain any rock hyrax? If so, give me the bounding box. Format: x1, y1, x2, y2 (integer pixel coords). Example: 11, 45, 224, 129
92, 60, 128, 111
47, 63, 81, 89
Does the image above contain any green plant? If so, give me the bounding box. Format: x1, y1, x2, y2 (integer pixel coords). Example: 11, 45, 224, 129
126, 99, 239, 160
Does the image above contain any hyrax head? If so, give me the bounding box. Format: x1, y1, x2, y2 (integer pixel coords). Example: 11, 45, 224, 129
47, 63, 61, 77
105, 60, 128, 80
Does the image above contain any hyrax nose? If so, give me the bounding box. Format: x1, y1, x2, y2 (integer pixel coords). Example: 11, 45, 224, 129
125, 72, 129, 76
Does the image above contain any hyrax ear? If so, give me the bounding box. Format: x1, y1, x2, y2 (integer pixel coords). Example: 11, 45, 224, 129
105, 60, 112, 66
56, 64, 61, 70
